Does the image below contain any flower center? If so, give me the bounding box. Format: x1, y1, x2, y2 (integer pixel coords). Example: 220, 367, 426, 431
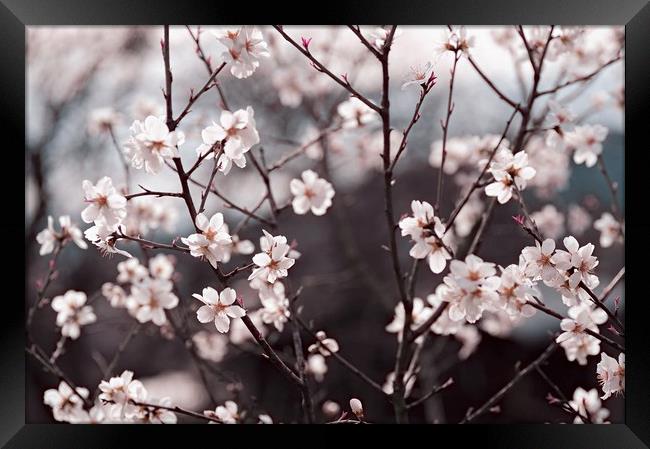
204, 228, 217, 241
150, 140, 166, 151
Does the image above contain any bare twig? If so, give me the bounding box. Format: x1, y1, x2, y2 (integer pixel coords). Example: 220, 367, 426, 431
407, 377, 454, 409
435, 51, 461, 213
295, 316, 388, 398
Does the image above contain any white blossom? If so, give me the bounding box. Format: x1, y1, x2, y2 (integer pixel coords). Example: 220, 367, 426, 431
84, 222, 132, 258
51, 290, 96, 340
546, 100, 575, 128
441, 255, 501, 323
193, 286, 246, 333
455, 325, 482, 360
399, 200, 452, 274
596, 352, 625, 400
248, 230, 296, 284
593, 212, 623, 248
192, 331, 229, 363
386, 297, 433, 339
102, 282, 128, 308
569, 387, 610, 424
322, 400, 341, 417
117, 258, 148, 284
98, 370, 148, 419
485, 150, 536, 204
306, 354, 328, 382
556, 302, 607, 365
382, 370, 416, 397
401, 62, 435, 90
308, 331, 340, 356
137, 396, 177, 424
370, 26, 402, 49
496, 263, 537, 318
259, 282, 291, 331
87, 107, 121, 135
81, 176, 127, 229
205, 400, 239, 424
521, 238, 562, 286
196, 107, 260, 174
551, 236, 599, 290
44, 381, 90, 423
435, 26, 474, 56
530, 205, 565, 240
36, 215, 87, 255
181, 212, 232, 268
123, 116, 184, 174
221, 231, 255, 263
214, 27, 270, 79
129, 278, 179, 326
148, 254, 175, 280
337, 97, 378, 129
567, 204, 592, 235
255, 413, 272, 424
290, 169, 335, 216
565, 124, 608, 167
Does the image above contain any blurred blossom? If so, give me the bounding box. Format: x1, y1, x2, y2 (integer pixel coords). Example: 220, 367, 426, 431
531, 205, 565, 239
193, 331, 229, 363
568, 204, 592, 235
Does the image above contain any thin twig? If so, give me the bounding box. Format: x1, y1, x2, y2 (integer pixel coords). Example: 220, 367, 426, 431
435, 51, 461, 213
407, 377, 454, 409
273, 25, 381, 113
460, 341, 558, 423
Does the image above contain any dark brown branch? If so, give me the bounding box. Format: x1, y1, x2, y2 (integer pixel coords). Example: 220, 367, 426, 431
347, 25, 383, 59
525, 300, 624, 353
240, 315, 303, 386
26, 344, 93, 409
125, 185, 184, 200
465, 53, 518, 108
536, 55, 622, 97
114, 232, 190, 253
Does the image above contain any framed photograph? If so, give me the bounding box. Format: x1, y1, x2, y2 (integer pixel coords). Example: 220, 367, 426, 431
5, 0, 649, 446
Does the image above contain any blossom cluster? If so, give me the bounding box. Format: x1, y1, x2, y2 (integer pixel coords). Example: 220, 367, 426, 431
102, 254, 178, 326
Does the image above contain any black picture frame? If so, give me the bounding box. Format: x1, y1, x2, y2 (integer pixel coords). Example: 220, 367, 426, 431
5, 0, 649, 447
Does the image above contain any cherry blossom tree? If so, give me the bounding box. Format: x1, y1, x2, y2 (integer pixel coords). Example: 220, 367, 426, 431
27, 25, 624, 424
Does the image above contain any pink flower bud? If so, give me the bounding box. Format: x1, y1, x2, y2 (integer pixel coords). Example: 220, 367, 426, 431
301, 36, 312, 50
349, 398, 364, 419
512, 214, 526, 226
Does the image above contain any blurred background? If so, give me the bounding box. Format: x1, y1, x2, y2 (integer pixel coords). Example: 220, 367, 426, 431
26, 25, 624, 423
